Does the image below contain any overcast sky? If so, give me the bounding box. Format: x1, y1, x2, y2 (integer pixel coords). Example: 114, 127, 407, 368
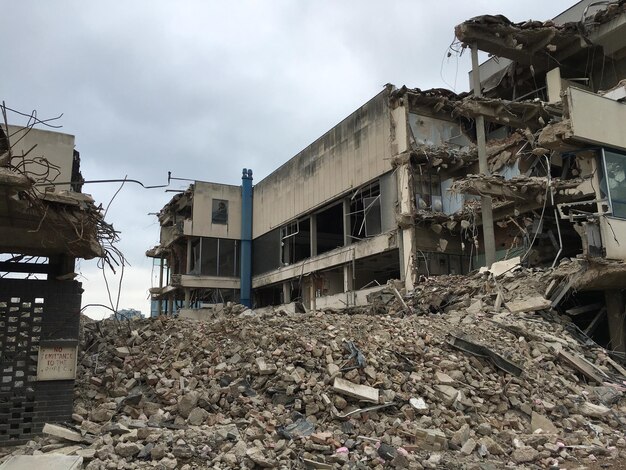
4, 1, 575, 319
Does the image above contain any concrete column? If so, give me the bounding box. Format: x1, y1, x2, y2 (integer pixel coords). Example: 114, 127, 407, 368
184, 288, 191, 309
343, 263, 355, 307
606, 290, 625, 353
282, 282, 291, 304
310, 214, 318, 257
397, 164, 415, 291
343, 264, 353, 293
471, 43, 496, 268
157, 258, 164, 315
309, 280, 317, 312
343, 198, 352, 246
167, 296, 174, 317
186, 239, 192, 273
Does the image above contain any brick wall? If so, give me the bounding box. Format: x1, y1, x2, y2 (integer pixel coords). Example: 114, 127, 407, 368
0, 279, 81, 445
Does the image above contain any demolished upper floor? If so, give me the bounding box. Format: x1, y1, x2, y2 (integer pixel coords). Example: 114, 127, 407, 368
0, 121, 108, 259
455, 1, 626, 100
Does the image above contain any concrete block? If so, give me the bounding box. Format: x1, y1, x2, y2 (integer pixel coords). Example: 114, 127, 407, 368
0, 455, 83, 470
332, 377, 379, 403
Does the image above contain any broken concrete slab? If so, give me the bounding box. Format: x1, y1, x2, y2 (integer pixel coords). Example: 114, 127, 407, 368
506, 296, 551, 313
42, 424, 87, 444
332, 377, 379, 403
0, 455, 83, 470
480, 256, 520, 277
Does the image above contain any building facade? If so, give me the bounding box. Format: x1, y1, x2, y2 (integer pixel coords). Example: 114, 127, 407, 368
149, 0, 626, 352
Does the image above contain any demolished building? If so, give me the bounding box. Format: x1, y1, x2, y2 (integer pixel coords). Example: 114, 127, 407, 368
148, 0, 626, 352
0, 120, 112, 445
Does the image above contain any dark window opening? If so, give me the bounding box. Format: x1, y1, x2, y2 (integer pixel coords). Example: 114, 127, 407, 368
353, 250, 401, 290
255, 284, 283, 308
415, 252, 468, 277
316, 203, 344, 255
556, 291, 611, 349
195, 288, 240, 305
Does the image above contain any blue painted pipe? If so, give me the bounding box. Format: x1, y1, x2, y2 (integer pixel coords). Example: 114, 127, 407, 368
240, 168, 253, 307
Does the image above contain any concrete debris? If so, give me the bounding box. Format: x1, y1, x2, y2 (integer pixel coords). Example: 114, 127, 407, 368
2, 266, 626, 468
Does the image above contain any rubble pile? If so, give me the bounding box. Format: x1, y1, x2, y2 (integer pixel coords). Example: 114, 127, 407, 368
3, 266, 626, 469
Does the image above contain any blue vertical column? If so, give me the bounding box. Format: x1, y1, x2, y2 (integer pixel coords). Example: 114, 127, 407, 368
240, 168, 253, 307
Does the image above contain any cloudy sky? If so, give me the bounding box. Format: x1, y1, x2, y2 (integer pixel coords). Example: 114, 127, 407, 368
4, 1, 574, 319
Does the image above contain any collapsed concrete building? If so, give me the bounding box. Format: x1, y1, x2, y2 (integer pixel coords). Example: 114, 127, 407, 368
0, 120, 110, 445
148, 0, 626, 351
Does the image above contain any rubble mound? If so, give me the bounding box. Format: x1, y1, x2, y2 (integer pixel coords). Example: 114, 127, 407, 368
4, 267, 626, 469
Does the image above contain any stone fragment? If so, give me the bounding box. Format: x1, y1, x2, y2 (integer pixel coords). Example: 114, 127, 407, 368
177, 391, 199, 418
434, 384, 459, 405
115, 441, 142, 458
115, 346, 131, 357
531, 411, 558, 434
450, 424, 470, 447
246, 447, 277, 468
461, 438, 477, 455
478, 436, 504, 455
159, 457, 178, 469
512, 446, 539, 463
187, 406, 209, 425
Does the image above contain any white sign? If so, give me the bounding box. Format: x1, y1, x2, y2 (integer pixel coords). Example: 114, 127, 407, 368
37, 345, 78, 381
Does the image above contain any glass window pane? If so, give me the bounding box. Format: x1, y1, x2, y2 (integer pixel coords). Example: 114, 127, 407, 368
218, 239, 237, 277
201, 238, 218, 276
603, 149, 626, 219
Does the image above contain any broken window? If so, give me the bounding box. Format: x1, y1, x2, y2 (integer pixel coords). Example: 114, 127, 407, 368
349, 182, 382, 241
281, 219, 311, 265
601, 149, 626, 219
441, 178, 464, 215
414, 171, 442, 211
211, 199, 229, 224
189, 239, 201, 274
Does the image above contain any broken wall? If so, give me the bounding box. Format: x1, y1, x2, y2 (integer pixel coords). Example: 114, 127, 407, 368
5, 125, 75, 193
